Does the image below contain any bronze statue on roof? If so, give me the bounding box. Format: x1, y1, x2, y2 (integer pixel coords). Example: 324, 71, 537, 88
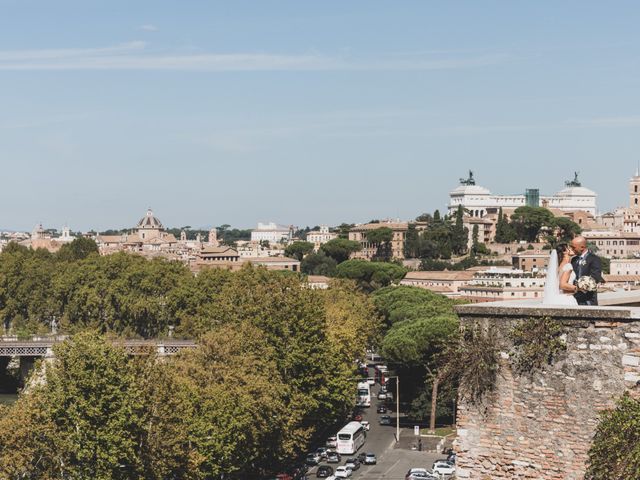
460, 170, 476, 186
565, 172, 581, 187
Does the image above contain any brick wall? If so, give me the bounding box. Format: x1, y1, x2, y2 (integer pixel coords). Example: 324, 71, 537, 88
454, 304, 640, 479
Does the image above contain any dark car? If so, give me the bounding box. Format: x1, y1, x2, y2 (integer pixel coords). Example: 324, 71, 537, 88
379, 415, 392, 425
376, 405, 387, 413
352, 412, 363, 422
326, 451, 341, 463
345, 458, 361, 471
357, 452, 367, 463
316, 465, 334, 478
315, 447, 329, 460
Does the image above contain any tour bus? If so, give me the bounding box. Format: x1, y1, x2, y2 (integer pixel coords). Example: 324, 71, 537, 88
336, 421, 366, 455
356, 381, 371, 407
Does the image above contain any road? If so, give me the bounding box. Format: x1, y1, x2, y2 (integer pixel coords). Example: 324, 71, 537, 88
309, 381, 446, 479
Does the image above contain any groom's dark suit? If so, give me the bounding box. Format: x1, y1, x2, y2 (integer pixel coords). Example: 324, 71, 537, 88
572, 251, 605, 305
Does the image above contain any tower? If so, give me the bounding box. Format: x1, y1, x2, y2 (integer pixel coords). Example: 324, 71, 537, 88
630, 168, 640, 209
208, 228, 219, 247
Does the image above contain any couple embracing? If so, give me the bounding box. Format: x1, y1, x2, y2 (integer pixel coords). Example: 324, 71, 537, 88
543, 236, 605, 306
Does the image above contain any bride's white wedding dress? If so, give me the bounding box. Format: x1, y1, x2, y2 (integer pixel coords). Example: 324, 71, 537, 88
542, 250, 578, 306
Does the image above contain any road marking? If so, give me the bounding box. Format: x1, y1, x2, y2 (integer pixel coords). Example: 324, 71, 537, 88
383, 458, 401, 476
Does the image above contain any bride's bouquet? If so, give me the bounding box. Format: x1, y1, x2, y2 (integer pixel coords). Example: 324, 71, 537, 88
576, 275, 598, 292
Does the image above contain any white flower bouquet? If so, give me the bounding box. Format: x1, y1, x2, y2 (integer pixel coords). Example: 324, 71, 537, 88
576, 275, 598, 293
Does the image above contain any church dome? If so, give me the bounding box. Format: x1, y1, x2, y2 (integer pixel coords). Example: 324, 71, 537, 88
137, 209, 164, 229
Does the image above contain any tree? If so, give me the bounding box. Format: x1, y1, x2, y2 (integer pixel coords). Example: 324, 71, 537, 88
284, 241, 314, 261
495, 208, 516, 243
57, 237, 99, 261
471, 224, 479, 256
415, 213, 433, 223
451, 205, 468, 255
552, 217, 582, 244
301, 252, 337, 276
0, 332, 149, 479
335, 259, 407, 292
510, 207, 555, 242
404, 223, 420, 259
320, 238, 361, 264
433, 210, 442, 223
335, 223, 355, 239
366, 227, 394, 261
586, 393, 640, 479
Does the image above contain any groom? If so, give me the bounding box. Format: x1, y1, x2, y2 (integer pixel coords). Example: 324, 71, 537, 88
570, 236, 605, 305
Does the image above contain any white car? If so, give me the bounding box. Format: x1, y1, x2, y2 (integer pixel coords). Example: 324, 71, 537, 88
432, 460, 455, 476
326, 435, 337, 448
360, 420, 370, 431
367, 377, 375, 386
334, 466, 352, 478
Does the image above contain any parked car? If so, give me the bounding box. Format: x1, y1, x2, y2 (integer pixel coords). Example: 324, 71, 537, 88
432, 461, 455, 476
377, 392, 387, 400
315, 447, 329, 459
376, 405, 387, 413
326, 436, 337, 448
407, 472, 434, 480
334, 466, 352, 478
405, 468, 430, 480
367, 377, 375, 386
363, 452, 377, 465
305, 453, 321, 466
352, 412, 363, 422
316, 465, 334, 478
360, 420, 370, 431
326, 451, 341, 463
344, 458, 360, 471
379, 415, 392, 425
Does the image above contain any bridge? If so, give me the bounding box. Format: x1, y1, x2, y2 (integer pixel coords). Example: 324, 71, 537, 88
0, 336, 196, 357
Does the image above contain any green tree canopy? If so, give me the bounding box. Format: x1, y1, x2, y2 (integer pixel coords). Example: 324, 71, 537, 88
300, 252, 337, 276
320, 238, 361, 264
284, 241, 314, 261
56, 237, 99, 261
510, 206, 555, 242
335, 259, 407, 292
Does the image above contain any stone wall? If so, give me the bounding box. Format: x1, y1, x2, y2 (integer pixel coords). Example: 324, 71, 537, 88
454, 303, 640, 479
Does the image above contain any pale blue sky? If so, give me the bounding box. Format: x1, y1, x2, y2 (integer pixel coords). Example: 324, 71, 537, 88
1, 1, 640, 231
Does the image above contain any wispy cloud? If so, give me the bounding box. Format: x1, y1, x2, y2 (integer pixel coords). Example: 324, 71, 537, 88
139, 24, 159, 32
0, 42, 509, 72
565, 116, 640, 127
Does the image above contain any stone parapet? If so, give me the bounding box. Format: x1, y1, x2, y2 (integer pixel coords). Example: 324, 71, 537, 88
454, 302, 640, 479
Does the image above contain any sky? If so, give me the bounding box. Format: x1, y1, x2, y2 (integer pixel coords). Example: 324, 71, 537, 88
2, 1, 640, 231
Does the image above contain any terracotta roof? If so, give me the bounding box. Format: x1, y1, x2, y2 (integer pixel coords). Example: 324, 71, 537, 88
307, 275, 330, 283
200, 246, 238, 255
403, 271, 475, 281
248, 256, 300, 264
350, 222, 409, 231
604, 275, 640, 282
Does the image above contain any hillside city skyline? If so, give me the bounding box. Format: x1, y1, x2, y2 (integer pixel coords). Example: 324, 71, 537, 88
2, 168, 637, 232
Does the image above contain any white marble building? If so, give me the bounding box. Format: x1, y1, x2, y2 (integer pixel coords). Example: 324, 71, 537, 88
448, 171, 597, 217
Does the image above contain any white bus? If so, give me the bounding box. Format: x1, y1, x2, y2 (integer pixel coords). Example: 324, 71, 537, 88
356, 381, 371, 407
336, 421, 366, 455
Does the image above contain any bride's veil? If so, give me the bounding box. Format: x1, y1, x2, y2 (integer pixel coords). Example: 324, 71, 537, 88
542, 249, 559, 305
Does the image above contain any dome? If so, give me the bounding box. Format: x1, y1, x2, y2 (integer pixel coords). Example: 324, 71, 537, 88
555, 186, 597, 197
137, 209, 164, 229
449, 184, 491, 196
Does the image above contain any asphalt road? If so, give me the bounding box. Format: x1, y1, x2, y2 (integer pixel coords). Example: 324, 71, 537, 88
309, 381, 445, 480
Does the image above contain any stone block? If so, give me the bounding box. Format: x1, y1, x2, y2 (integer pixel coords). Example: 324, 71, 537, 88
624, 372, 640, 383
622, 354, 640, 366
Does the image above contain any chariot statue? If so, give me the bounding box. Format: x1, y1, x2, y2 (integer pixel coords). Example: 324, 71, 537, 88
460, 170, 476, 186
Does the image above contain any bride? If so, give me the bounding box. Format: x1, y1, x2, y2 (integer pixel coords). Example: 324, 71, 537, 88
542, 243, 578, 306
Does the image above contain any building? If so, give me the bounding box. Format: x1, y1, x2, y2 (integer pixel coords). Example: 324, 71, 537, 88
198, 246, 241, 264
306, 225, 337, 251
400, 270, 475, 298
610, 258, 640, 276
250, 222, 293, 244
457, 267, 546, 303
349, 221, 410, 260
448, 171, 597, 217
19, 224, 76, 252
582, 230, 640, 258
463, 216, 495, 246
95, 209, 178, 254
512, 250, 550, 272
306, 275, 330, 289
